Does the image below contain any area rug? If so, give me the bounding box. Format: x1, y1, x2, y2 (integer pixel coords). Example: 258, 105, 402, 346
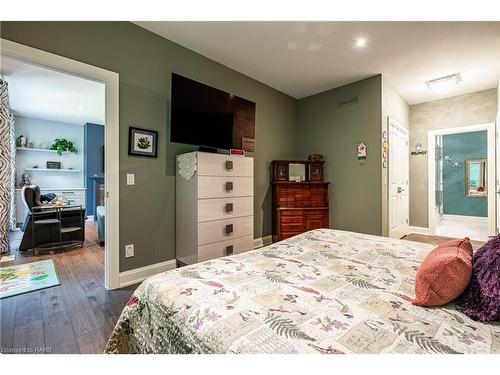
0, 259, 60, 299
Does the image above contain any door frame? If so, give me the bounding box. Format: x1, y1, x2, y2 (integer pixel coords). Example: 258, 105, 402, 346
1, 38, 121, 289
427, 122, 496, 237
388, 117, 409, 238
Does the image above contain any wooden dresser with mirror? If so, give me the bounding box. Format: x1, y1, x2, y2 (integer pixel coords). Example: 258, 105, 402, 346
271, 159, 330, 242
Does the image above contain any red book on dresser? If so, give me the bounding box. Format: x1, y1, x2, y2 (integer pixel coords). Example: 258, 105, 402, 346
271, 160, 330, 242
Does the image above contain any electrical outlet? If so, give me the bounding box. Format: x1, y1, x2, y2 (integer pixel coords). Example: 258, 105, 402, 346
126, 173, 135, 185
125, 244, 134, 258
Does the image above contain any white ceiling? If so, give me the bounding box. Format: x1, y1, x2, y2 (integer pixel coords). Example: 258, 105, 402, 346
135, 21, 500, 104
0, 56, 105, 125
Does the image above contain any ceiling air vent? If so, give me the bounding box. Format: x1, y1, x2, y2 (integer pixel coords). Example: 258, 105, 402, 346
338, 92, 360, 107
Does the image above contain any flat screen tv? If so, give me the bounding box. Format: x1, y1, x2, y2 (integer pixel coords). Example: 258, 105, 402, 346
170, 73, 256, 151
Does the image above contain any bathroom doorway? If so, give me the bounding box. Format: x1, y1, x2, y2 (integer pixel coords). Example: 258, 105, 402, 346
428, 123, 496, 241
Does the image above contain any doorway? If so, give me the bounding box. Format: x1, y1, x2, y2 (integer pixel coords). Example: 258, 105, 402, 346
388, 117, 410, 238
428, 123, 496, 241
1, 39, 120, 289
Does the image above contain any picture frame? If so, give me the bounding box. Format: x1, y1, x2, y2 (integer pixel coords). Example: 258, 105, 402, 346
128, 127, 158, 158
273, 162, 289, 181
308, 163, 324, 181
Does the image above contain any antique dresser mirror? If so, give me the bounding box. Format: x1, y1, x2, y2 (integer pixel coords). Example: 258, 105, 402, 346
288, 163, 306, 182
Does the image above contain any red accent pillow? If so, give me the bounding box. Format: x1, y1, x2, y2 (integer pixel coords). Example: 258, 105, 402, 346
412, 238, 473, 307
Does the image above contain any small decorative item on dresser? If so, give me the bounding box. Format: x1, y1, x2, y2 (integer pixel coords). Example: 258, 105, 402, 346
274, 162, 289, 181
308, 162, 324, 181
308, 154, 324, 162
128, 127, 158, 158
46, 161, 61, 169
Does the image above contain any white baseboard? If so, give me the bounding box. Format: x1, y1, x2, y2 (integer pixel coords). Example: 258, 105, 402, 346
119, 259, 176, 288
442, 214, 488, 223
408, 226, 431, 235
253, 235, 273, 249
119, 236, 274, 288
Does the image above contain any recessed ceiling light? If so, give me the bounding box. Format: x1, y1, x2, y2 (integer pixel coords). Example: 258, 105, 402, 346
77, 107, 83, 112
355, 38, 367, 48
426, 73, 462, 95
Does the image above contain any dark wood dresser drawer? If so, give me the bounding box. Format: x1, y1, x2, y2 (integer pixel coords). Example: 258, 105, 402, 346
271, 160, 330, 242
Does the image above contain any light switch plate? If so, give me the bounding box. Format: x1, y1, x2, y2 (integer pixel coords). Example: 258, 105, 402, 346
125, 244, 134, 258
126, 173, 135, 185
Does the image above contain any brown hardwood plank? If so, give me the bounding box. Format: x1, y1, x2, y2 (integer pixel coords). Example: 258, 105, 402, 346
2, 221, 137, 354
0, 296, 16, 352
42, 311, 80, 354
76, 329, 109, 354
12, 319, 45, 354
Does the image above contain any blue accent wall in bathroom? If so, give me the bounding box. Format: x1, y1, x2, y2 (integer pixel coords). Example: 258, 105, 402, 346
443, 131, 487, 217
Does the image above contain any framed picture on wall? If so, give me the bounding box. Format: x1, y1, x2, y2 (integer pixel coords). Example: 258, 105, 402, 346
128, 127, 158, 158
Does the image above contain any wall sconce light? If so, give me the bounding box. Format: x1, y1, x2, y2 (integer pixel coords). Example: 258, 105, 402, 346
411, 143, 427, 155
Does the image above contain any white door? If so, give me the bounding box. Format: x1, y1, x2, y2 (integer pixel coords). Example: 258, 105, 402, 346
388, 118, 409, 238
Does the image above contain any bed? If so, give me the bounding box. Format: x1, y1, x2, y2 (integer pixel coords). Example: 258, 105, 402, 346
105, 229, 500, 354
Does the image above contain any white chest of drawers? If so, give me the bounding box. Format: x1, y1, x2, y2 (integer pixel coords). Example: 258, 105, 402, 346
176, 151, 254, 265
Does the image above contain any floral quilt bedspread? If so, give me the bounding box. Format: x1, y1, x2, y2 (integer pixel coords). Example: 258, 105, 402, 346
105, 229, 500, 354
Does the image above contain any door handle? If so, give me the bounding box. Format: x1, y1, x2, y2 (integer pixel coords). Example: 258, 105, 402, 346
397, 187, 405, 193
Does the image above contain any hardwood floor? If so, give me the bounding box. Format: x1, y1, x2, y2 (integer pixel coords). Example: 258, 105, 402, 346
403, 233, 485, 251
0, 221, 137, 354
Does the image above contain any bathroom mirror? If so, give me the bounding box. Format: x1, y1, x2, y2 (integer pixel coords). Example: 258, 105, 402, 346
288, 163, 306, 182
465, 159, 487, 197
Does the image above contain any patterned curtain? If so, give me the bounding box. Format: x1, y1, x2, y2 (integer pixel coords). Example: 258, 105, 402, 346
9, 114, 16, 231
0, 78, 14, 254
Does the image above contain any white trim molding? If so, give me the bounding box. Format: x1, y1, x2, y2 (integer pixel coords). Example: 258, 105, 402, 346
119, 259, 177, 288
1, 38, 121, 290
408, 226, 431, 235
253, 235, 273, 249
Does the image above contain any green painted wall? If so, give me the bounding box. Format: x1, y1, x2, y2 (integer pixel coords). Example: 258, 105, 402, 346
296, 75, 383, 235
443, 131, 487, 217
0, 22, 297, 271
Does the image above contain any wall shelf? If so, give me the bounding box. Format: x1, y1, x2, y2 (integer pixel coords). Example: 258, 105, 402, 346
16, 147, 71, 154
25, 168, 81, 173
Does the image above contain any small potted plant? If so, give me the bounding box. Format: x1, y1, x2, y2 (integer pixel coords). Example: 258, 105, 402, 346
50, 138, 78, 156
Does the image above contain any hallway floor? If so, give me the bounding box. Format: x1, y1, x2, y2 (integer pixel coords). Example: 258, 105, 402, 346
435, 216, 489, 242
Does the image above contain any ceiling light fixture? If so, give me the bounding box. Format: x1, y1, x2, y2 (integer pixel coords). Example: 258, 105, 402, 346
77, 106, 83, 112
426, 73, 462, 95
355, 38, 367, 48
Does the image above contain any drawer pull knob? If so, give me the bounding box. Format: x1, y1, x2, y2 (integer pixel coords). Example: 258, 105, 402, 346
225, 203, 233, 212
225, 224, 233, 234
225, 245, 234, 255
225, 181, 233, 191
225, 160, 233, 170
